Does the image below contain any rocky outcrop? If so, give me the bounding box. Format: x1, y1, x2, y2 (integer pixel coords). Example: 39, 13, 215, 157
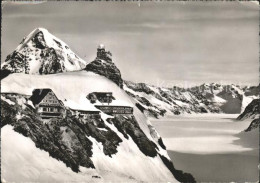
85, 45, 123, 88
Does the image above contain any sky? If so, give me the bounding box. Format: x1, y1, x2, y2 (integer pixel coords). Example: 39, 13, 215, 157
1, 1, 259, 87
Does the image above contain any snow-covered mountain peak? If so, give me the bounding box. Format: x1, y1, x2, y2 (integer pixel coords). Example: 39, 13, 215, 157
2, 28, 86, 75
16, 28, 70, 51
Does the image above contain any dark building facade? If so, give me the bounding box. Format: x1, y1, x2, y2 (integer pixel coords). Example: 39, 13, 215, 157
30, 89, 65, 119
95, 105, 133, 116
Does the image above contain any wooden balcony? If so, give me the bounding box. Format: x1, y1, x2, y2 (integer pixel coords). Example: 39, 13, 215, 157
39, 112, 62, 119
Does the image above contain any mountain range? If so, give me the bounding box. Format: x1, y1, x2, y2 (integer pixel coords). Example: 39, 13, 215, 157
124, 81, 259, 118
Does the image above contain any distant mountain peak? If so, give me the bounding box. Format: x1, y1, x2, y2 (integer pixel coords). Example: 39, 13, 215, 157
2, 28, 86, 75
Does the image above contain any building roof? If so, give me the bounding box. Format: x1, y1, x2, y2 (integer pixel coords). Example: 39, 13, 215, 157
30, 88, 60, 106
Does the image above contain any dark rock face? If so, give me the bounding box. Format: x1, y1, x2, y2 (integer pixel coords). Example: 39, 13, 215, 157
199, 106, 208, 113
85, 48, 123, 88
78, 115, 122, 157
125, 81, 155, 95
107, 115, 158, 157
39, 48, 63, 74
158, 137, 166, 150
2, 51, 26, 73
237, 99, 260, 120
34, 32, 47, 49
135, 103, 146, 113
159, 155, 196, 183
0, 69, 12, 80
237, 99, 260, 132
1, 93, 122, 172
138, 96, 153, 106
245, 118, 260, 132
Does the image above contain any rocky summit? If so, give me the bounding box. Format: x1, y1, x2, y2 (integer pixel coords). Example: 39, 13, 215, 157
85, 44, 124, 88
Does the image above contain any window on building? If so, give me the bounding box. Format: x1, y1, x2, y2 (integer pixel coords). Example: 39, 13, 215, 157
43, 107, 47, 111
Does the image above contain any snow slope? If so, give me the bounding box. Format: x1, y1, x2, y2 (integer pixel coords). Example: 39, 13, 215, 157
1, 71, 179, 182
1, 28, 86, 74
1, 125, 143, 183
